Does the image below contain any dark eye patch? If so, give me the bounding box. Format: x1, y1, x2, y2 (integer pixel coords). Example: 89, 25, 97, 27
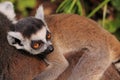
31, 40, 44, 49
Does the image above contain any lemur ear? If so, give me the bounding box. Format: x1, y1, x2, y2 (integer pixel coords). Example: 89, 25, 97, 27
7, 31, 24, 49
0, 1, 16, 21
35, 5, 44, 20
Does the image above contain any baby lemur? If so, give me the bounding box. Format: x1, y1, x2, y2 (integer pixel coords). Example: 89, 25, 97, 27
7, 5, 57, 80
7, 5, 120, 80
7, 6, 54, 57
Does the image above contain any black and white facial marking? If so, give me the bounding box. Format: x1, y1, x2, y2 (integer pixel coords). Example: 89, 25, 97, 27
7, 5, 54, 55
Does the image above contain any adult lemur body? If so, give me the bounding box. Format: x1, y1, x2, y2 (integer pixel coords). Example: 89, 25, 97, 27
31, 6, 120, 80
6, 4, 120, 80
45, 14, 120, 80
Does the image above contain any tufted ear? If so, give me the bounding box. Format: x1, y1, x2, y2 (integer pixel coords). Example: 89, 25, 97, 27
35, 5, 44, 21
35, 5, 49, 30
7, 31, 24, 49
0, 1, 16, 21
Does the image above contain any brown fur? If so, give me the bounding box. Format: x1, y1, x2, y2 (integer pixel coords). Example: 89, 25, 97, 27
44, 14, 120, 80
0, 12, 47, 80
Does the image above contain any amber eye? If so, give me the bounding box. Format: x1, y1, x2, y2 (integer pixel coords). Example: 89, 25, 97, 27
31, 40, 43, 49
33, 43, 40, 49
47, 33, 51, 39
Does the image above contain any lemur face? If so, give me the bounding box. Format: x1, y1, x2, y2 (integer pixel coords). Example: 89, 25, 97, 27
7, 5, 54, 55
29, 26, 52, 55
7, 17, 54, 55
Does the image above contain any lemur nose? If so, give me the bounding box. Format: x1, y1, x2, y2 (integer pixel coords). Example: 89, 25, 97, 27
48, 45, 54, 52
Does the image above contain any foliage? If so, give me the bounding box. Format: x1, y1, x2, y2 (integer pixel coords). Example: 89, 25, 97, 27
56, 0, 83, 15
104, 0, 120, 40
112, 0, 120, 11
0, 0, 36, 16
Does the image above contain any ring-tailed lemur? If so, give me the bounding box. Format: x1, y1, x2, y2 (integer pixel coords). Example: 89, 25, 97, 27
6, 4, 120, 80
7, 6, 54, 58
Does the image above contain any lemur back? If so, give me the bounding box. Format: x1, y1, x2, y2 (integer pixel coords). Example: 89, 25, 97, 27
44, 14, 120, 80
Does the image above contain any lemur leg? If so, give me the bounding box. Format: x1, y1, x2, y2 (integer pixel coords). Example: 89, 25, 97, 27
68, 50, 111, 80
33, 51, 69, 80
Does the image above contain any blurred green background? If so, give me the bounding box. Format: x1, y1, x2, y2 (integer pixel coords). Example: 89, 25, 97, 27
0, 0, 120, 40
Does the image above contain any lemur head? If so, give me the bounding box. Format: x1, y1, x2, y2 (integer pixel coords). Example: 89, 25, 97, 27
7, 5, 54, 55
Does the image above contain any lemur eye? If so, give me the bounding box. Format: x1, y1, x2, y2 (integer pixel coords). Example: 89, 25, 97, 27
46, 31, 51, 40
31, 40, 43, 49
47, 33, 51, 39
33, 43, 40, 49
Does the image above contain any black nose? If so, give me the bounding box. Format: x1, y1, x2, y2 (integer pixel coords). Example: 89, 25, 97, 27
38, 45, 54, 59
47, 45, 54, 52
